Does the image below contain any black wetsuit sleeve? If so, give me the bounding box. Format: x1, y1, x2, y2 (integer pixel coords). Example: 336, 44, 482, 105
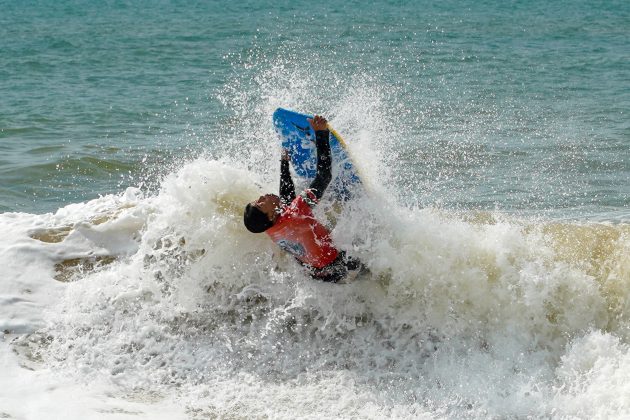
308, 129, 332, 201
279, 158, 296, 205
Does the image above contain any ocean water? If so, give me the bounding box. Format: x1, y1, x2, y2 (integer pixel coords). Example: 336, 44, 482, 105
1, 0, 629, 418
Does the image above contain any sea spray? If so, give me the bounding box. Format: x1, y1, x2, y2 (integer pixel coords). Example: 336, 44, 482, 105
3, 154, 624, 417
4, 66, 628, 414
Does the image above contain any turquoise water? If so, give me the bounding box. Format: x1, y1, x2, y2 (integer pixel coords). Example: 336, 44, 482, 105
1, 0, 628, 217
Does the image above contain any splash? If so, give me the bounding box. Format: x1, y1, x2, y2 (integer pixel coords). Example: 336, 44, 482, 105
2, 155, 627, 418
2, 49, 630, 418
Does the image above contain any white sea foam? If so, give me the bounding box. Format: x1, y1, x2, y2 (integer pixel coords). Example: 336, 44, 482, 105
1, 153, 630, 418
2, 50, 630, 419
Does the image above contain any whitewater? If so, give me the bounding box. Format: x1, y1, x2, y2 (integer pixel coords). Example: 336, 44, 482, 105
2, 101, 630, 418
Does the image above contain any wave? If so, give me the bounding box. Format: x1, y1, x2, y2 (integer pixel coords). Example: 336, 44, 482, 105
2, 42, 629, 418
3, 157, 629, 418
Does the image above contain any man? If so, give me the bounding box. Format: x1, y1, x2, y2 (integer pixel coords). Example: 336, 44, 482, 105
243, 115, 363, 283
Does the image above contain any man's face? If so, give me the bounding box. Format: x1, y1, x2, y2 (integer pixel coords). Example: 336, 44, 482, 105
251, 194, 280, 221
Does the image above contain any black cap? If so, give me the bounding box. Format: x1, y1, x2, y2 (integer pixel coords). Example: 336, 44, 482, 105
243, 203, 273, 233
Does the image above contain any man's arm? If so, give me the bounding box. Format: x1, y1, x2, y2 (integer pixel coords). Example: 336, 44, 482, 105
307, 116, 332, 201
279, 150, 296, 205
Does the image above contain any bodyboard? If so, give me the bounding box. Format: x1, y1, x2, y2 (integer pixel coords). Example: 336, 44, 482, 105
272, 108, 362, 201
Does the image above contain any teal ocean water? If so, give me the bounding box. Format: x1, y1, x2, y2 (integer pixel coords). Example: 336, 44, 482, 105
2, 1, 630, 419
2, 0, 628, 218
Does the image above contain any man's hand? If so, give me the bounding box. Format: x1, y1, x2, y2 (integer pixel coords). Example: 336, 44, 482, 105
307, 115, 328, 131
281, 149, 290, 161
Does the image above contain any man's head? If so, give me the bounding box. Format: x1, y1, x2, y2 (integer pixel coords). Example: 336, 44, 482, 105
243, 194, 281, 233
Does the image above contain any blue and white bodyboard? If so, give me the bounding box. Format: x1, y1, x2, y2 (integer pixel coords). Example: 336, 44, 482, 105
272, 108, 362, 201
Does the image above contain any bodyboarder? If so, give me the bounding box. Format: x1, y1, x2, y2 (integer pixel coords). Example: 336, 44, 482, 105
243, 115, 363, 283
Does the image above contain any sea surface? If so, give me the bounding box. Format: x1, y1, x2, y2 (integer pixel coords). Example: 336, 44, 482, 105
1, 0, 629, 419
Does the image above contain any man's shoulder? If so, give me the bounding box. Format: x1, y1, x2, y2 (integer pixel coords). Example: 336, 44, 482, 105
282, 190, 318, 214
298, 189, 318, 208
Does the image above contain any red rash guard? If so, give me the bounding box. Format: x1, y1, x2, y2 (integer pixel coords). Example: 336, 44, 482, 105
265, 189, 338, 268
